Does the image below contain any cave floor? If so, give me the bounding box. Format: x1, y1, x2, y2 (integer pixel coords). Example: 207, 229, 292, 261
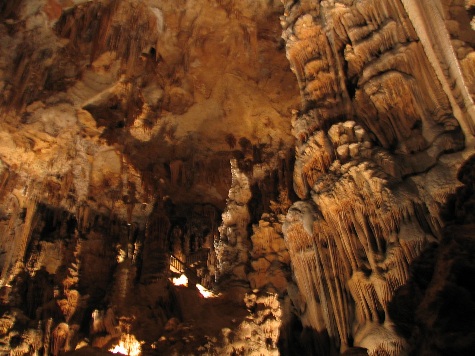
145, 284, 249, 355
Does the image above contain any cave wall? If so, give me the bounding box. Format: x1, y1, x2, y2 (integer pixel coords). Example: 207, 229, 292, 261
0, 0, 475, 355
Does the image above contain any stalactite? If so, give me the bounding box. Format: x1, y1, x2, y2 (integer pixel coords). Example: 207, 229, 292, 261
282, 3, 467, 352
401, 0, 475, 135
169, 160, 183, 186
0, 198, 39, 287
51, 323, 69, 356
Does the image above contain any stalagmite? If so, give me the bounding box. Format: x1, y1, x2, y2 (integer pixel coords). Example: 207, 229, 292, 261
51, 323, 69, 356
215, 159, 252, 282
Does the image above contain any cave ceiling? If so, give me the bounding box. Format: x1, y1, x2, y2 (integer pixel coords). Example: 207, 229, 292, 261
0, 0, 300, 221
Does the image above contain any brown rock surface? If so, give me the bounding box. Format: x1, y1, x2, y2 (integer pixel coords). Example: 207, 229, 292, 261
0, 0, 475, 355
0, 0, 298, 353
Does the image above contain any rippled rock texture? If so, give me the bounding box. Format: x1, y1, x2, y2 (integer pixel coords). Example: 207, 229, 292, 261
282, 0, 475, 354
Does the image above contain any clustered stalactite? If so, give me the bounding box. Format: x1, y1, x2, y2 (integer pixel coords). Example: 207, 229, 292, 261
1, 0, 475, 354
281, 0, 473, 354
0, 164, 146, 354
387, 154, 475, 354
0, 160, 227, 353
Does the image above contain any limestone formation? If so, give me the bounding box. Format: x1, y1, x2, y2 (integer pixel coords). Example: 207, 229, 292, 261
282, 0, 475, 354
215, 159, 252, 283
0, 0, 475, 355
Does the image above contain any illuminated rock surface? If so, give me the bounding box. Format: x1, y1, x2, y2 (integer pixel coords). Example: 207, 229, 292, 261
281, 0, 475, 354
0, 0, 474, 355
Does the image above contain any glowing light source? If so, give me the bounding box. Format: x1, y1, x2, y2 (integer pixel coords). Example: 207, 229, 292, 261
109, 334, 142, 356
172, 274, 188, 286
196, 284, 219, 298
110, 344, 129, 355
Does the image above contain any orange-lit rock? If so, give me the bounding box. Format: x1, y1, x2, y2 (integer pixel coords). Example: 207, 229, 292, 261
282, 0, 475, 354
0, 0, 474, 355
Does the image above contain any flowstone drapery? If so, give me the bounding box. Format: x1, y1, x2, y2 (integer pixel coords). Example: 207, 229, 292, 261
281, 0, 474, 354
